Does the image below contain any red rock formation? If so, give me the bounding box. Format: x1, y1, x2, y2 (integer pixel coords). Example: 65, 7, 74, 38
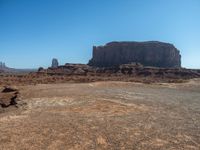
88, 41, 181, 68
51, 58, 59, 68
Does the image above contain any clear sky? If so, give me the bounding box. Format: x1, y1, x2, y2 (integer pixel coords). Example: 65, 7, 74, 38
0, 0, 200, 69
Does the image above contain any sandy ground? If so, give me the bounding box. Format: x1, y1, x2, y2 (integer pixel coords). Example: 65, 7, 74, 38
0, 79, 200, 150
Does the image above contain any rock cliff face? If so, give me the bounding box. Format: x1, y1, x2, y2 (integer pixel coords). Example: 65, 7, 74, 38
88, 41, 181, 68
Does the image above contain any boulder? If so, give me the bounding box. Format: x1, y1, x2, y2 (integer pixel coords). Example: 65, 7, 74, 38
38, 67, 44, 72
0, 87, 19, 108
2, 87, 18, 93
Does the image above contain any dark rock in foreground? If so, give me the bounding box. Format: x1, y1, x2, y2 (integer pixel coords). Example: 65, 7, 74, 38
2, 87, 18, 93
0, 87, 19, 108
89, 41, 181, 68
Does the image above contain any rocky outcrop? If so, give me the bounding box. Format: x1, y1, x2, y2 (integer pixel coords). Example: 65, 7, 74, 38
0, 87, 27, 113
37, 63, 200, 80
0, 87, 19, 108
45, 63, 91, 75
0, 63, 199, 85
88, 41, 181, 68
51, 58, 59, 68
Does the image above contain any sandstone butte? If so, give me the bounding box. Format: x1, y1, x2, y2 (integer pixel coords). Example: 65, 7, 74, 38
88, 41, 181, 68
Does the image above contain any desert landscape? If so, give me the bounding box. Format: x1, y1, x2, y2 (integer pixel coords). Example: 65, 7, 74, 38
1, 0, 200, 149
0, 79, 200, 149
0, 41, 200, 150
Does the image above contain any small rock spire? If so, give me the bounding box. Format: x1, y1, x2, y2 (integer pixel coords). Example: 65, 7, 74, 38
51, 58, 59, 68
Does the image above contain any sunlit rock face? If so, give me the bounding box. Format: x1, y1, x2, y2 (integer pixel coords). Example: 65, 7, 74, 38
88, 41, 181, 68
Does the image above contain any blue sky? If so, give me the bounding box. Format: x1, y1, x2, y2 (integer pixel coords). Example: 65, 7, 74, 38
0, 0, 200, 69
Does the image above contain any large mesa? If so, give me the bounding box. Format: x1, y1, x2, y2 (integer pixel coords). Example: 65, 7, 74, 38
88, 41, 181, 68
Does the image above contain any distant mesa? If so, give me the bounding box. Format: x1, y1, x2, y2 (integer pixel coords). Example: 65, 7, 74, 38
88, 41, 181, 68
51, 58, 59, 68
0, 62, 7, 69
0, 62, 8, 73
0, 61, 36, 73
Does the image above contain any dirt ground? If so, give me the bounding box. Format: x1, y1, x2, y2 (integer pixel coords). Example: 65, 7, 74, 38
0, 79, 200, 150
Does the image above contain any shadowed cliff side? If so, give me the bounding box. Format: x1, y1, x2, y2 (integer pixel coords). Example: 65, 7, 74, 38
88, 41, 181, 68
